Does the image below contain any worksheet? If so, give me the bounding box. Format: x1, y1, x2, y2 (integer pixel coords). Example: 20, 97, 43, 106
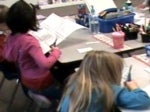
29, 13, 86, 53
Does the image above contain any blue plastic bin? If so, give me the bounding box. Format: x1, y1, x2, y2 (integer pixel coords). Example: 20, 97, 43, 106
99, 8, 135, 33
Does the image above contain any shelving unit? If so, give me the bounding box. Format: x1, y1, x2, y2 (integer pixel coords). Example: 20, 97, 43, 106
39, 0, 85, 9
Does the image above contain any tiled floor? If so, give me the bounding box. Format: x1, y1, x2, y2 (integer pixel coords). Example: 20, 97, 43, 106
0, 0, 144, 112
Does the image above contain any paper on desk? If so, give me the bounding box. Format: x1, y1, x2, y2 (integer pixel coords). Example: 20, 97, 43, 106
134, 12, 145, 19
29, 28, 56, 53
142, 84, 150, 97
40, 13, 86, 44
135, 17, 150, 26
36, 14, 46, 20
144, 67, 150, 74
121, 66, 130, 83
85, 0, 116, 14
77, 47, 93, 53
29, 13, 86, 54
38, 41, 51, 54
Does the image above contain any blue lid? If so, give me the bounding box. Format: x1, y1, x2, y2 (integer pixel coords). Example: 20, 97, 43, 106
145, 45, 150, 49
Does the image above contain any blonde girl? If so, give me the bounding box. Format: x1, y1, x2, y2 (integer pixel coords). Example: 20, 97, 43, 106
58, 51, 150, 112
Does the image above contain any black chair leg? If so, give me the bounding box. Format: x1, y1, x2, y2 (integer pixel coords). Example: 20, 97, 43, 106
7, 79, 20, 112
0, 75, 5, 90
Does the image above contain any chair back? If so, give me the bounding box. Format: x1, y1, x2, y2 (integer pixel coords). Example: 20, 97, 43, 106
0, 60, 20, 80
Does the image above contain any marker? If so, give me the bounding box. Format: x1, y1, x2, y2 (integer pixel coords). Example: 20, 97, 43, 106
127, 65, 132, 81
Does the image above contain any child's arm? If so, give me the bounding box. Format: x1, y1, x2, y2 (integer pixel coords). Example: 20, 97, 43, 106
113, 84, 150, 110
29, 39, 61, 69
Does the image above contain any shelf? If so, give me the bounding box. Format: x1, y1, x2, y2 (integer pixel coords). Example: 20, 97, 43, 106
39, 1, 85, 9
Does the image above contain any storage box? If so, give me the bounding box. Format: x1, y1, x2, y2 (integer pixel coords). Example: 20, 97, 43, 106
121, 24, 139, 40
98, 8, 135, 33
141, 34, 150, 43
124, 31, 138, 40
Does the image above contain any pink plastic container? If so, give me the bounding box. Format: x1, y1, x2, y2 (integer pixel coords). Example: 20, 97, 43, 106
112, 31, 125, 49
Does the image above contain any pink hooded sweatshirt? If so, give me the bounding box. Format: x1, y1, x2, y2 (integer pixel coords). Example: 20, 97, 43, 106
3, 33, 61, 90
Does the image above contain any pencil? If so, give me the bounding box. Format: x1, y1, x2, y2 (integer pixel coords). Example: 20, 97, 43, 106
127, 65, 132, 81
50, 38, 57, 48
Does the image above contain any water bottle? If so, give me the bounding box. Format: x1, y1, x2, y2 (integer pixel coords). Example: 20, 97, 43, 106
125, 0, 134, 12
89, 5, 99, 34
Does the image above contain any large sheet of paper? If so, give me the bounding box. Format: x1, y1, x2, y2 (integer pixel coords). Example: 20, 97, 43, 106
85, 0, 117, 14
29, 13, 86, 53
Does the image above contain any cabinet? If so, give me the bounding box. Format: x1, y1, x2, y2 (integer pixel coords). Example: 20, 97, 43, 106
39, 0, 85, 9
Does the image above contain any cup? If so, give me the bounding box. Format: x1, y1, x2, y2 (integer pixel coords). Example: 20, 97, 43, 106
145, 45, 150, 57
112, 31, 125, 49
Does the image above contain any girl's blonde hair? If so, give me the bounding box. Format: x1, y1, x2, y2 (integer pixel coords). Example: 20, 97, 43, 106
58, 51, 123, 112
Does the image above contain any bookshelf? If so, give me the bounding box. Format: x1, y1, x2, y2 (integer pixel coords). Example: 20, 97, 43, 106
39, 0, 85, 9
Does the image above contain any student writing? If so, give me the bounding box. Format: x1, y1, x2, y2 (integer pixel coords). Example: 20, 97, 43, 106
3, 0, 62, 100
58, 50, 150, 112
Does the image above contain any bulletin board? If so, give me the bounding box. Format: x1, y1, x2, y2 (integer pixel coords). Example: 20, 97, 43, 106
0, 0, 38, 7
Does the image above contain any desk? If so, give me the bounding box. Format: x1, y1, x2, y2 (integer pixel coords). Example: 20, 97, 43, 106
58, 28, 149, 63
50, 9, 150, 83
53, 28, 149, 84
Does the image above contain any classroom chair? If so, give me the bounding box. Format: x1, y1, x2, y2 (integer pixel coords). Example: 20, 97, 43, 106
0, 61, 21, 111
0, 74, 5, 90
0, 74, 20, 112
0, 60, 56, 112
27, 90, 52, 112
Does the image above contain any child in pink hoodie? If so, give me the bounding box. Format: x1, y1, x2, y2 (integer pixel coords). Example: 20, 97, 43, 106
3, 0, 62, 100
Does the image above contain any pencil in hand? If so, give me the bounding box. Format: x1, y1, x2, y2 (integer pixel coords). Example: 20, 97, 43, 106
50, 38, 57, 48
126, 65, 132, 81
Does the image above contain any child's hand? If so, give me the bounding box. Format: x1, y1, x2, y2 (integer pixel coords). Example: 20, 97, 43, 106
124, 81, 139, 91
50, 46, 61, 55
51, 46, 60, 50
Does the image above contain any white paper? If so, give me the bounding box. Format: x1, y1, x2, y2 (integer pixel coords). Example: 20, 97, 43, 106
85, 0, 117, 14
77, 47, 93, 53
142, 84, 150, 97
135, 17, 150, 26
144, 67, 150, 74
36, 14, 46, 20
29, 29, 56, 54
40, 13, 86, 44
29, 13, 86, 53
121, 66, 130, 83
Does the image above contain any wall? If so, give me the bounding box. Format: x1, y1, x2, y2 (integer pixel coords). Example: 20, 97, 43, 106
0, 0, 38, 7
